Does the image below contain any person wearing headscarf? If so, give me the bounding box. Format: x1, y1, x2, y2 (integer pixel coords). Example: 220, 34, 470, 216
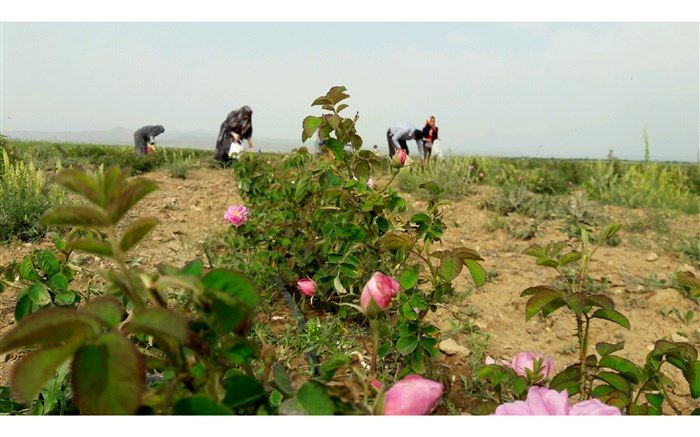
214, 105, 254, 162
421, 116, 439, 163
133, 125, 165, 154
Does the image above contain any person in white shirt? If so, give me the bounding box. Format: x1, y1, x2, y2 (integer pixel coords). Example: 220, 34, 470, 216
386, 123, 425, 158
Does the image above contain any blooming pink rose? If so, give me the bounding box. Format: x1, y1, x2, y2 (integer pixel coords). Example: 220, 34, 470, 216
495, 386, 570, 415
297, 278, 316, 297
570, 399, 621, 416
360, 272, 399, 314
224, 205, 248, 227
381, 374, 444, 415
495, 387, 621, 416
366, 178, 375, 189
510, 352, 554, 381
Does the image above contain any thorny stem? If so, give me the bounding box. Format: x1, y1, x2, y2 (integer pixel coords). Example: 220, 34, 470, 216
577, 314, 591, 400
659, 383, 683, 415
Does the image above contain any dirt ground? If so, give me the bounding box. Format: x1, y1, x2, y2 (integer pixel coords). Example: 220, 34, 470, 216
1, 167, 698, 412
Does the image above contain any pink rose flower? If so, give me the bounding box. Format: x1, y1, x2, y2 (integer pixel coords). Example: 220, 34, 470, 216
495, 386, 622, 416
224, 205, 248, 227
370, 379, 383, 391
366, 178, 375, 189
392, 148, 408, 167
360, 272, 399, 315
381, 374, 444, 415
570, 399, 622, 416
297, 278, 316, 297
510, 352, 554, 381
495, 386, 570, 415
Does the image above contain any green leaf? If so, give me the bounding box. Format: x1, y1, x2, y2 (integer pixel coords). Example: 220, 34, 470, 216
55, 290, 76, 305
202, 269, 259, 334
378, 232, 413, 252
296, 381, 335, 415
396, 336, 419, 355
586, 294, 615, 310
536, 258, 559, 268
180, 259, 204, 277
399, 267, 419, 289
596, 341, 625, 357
19, 257, 40, 281
522, 243, 546, 258
453, 247, 485, 261
272, 363, 294, 397
438, 255, 463, 281
520, 285, 558, 297
41, 206, 110, 228
27, 283, 51, 306
595, 371, 632, 393
173, 396, 232, 415
401, 302, 418, 321
332, 276, 348, 294
465, 260, 487, 287
123, 307, 189, 342
525, 289, 562, 321
598, 355, 643, 383
107, 178, 158, 224
72, 333, 144, 414
685, 360, 699, 398
302, 116, 323, 142
319, 354, 350, 381
676, 271, 700, 298
419, 181, 442, 195
69, 238, 114, 257
558, 251, 582, 266
591, 308, 630, 329
549, 364, 581, 396
222, 375, 265, 409
563, 292, 588, 314
80, 296, 123, 328
10, 340, 81, 403
36, 250, 60, 276
53, 169, 105, 206
14, 294, 32, 322
47, 273, 69, 292
119, 218, 159, 252
1, 308, 101, 353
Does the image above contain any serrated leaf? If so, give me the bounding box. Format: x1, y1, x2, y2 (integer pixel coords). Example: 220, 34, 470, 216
378, 232, 413, 252
397, 336, 419, 355
123, 307, 189, 342
520, 285, 558, 297
319, 354, 350, 381
202, 269, 259, 334
10, 339, 82, 403
53, 169, 105, 206
591, 308, 630, 329
180, 259, 204, 277
586, 294, 615, 310
596, 341, 625, 357
47, 273, 68, 292
522, 244, 546, 258
55, 290, 76, 305
558, 251, 582, 266
302, 116, 323, 142
525, 289, 562, 321
563, 292, 588, 314
399, 267, 419, 289
14, 294, 32, 322
222, 374, 265, 409
599, 223, 623, 243
119, 218, 158, 252
453, 247, 484, 261
1, 308, 101, 353
549, 364, 581, 395
79, 296, 123, 328
596, 371, 632, 393
332, 276, 348, 294
465, 260, 487, 287
438, 255, 463, 281
35, 250, 60, 276
419, 181, 442, 195
27, 283, 51, 306
41, 206, 110, 228
296, 381, 334, 415
173, 396, 232, 415
598, 355, 643, 382
72, 333, 144, 414
69, 238, 113, 257
536, 258, 559, 268
18, 257, 40, 281
107, 178, 158, 224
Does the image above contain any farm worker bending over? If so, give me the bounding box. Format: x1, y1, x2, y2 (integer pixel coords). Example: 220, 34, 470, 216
133, 125, 165, 154
214, 105, 255, 163
386, 123, 424, 158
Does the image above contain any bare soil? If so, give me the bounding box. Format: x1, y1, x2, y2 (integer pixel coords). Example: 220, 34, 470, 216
1, 168, 698, 413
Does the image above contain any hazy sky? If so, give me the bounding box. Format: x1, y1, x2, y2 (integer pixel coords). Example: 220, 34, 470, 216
1, 22, 698, 161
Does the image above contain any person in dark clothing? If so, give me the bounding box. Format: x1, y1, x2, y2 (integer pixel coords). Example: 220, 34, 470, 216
214, 105, 255, 162
133, 125, 165, 154
421, 116, 439, 163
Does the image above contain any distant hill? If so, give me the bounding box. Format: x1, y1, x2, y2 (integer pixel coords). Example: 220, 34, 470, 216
2, 128, 299, 153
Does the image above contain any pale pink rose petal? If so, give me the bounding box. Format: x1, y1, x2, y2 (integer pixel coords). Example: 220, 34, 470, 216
383, 374, 444, 415
570, 399, 621, 416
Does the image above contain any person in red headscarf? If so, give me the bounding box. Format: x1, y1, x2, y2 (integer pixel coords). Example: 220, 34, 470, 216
421, 116, 439, 164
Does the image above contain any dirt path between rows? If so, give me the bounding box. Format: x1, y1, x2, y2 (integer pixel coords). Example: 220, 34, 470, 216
1, 167, 698, 412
